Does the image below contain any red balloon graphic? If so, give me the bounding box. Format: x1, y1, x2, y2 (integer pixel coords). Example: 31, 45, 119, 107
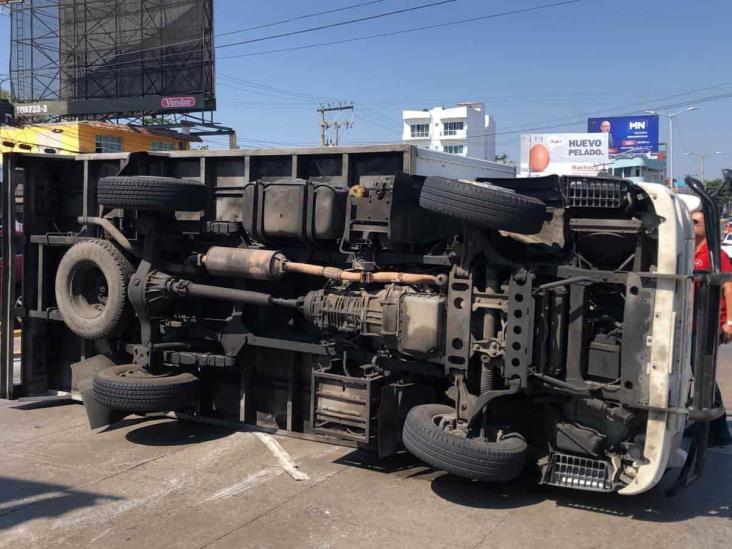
529, 144, 550, 172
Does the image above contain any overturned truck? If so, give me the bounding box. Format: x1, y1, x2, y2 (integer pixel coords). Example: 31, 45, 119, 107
1, 145, 726, 495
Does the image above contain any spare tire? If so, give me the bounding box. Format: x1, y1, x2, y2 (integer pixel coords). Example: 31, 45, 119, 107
55, 239, 134, 339
402, 404, 527, 482
419, 176, 546, 234
98, 175, 208, 212
92, 364, 199, 412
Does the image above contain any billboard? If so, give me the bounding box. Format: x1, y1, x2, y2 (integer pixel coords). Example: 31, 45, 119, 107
520, 133, 609, 177
10, 0, 215, 118
587, 115, 659, 156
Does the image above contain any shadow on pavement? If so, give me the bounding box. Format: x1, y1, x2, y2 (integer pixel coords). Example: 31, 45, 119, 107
334, 448, 425, 474
334, 433, 732, 521
123, 417, 233, 447
10, 399, 76, 411
429, 451, 732, 522
431, 473, 544, 510
0, 476, 120, 529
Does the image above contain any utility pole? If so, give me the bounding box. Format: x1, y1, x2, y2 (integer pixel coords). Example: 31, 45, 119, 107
317, 103, 354, 146
684, 150, 723, 183
646, 107, 698, 190
332, 118, 353, 147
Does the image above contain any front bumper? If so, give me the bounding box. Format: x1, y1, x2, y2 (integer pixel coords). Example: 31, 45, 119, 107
620, 183, 725, 495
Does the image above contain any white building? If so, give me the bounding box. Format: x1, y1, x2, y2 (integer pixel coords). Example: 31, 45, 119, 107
402, 102, 496, 161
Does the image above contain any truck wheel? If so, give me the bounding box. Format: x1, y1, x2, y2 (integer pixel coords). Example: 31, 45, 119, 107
92, 364, 199, 412
98, 176, 208, 212
419, 176, 546, 234
55, 239, 134, 339
402, 404, 527, 482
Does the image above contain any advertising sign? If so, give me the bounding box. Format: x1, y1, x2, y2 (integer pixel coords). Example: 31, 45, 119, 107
13, 94, 210, 118
520, 133, 609, 177
161, 96, 197, 109
587, 115, 659, 156
10, 0, 215, 118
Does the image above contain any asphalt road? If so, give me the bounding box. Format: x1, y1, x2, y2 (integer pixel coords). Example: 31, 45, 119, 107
0, 348, 730, 548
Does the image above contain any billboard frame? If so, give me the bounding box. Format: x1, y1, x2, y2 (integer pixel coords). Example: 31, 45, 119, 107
9, 0, 215, 120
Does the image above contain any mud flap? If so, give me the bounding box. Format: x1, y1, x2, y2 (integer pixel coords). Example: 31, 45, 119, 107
71, 354, 129, 429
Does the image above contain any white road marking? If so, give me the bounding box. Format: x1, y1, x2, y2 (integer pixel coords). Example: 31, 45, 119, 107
0, 491, 67, 513
199, 467, 282, 504
254, 432, 310, 481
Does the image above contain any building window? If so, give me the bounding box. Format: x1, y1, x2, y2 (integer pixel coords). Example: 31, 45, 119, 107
95, 135, 122, 153
443, 145, 464, 155
443, 121, 464, 136
410, 124, 429, 138
150, 141, 174, 151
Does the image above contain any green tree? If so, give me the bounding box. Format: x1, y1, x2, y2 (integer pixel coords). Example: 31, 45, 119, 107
142, 115, 173, 126
705, 178, 732, 215
705, 178, 730, 199
0, 88, 10, 101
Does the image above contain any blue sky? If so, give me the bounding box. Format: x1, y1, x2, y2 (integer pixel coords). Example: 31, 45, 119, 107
1, 0, 731, 180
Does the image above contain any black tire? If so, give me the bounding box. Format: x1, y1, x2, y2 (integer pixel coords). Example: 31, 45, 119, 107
402, 404, 527, 482
55, 239, 134, 339
419, 176, 546, 234
98, 176, 208, 212
92, 364, 200, 412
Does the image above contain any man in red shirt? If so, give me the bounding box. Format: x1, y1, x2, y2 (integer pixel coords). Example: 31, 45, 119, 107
692, 210, 732, 448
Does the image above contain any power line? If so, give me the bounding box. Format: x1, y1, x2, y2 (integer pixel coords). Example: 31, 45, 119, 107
3, 1, 394, 75
79, 0, 456, 73
52, 1, 391, 57
356, 111, 400, 134
214, 0, 390, 40
217, 0, 455, 50
503, 82, 732, 133
218, 77, 397, 136
191, 84, 732, 150
349, 85, 732, 147
217, 73, 339, 103
674, 117, 690, 155
202, 135, 316, 148
219, 0, 584, 60
217, 81, 319, 105
219, 73, 399, 135
355, 106, 400, 134
448, 83, 732, 141
219, 70, 732, 144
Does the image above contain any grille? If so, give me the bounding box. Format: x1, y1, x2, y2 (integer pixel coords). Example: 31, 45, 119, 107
563, 178, 627, 208
543, 452, 613, 492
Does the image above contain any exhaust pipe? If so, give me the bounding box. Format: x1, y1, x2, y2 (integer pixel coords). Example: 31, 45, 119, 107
200, 247, 441, 286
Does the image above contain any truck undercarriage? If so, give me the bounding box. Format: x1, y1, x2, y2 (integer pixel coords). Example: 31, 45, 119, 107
1, 146, 726, 495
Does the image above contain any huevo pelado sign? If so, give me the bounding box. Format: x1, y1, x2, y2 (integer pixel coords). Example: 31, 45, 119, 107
567, 138, 605, 155
519, 133, 609, 177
